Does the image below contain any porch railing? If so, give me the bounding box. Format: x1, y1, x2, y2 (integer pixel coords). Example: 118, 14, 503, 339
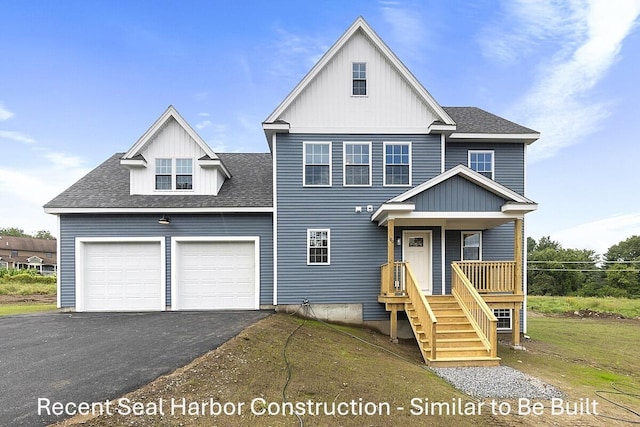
405, 263, 437, 360
455, 261, 519, 294
380, 261, 407, 295
451, 262, 497, 357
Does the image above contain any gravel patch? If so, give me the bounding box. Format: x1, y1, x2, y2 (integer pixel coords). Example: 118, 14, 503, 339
431, 366, 564, 399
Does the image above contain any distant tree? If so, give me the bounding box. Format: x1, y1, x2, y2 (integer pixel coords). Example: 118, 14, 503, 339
527, 237, 536, 254
527, 237, 598, 296
605, 235, 640, 262
33, 230, 55, 240
0, 227, 29, 237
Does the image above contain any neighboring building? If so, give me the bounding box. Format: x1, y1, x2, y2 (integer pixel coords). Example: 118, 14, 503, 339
44, 17, 538, 366
0, 235, 57, 274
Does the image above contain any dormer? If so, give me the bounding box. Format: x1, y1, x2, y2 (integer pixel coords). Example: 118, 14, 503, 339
120, 106, 230, 196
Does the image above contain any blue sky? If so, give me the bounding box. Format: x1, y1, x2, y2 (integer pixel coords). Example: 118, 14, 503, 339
1, 0, 639, 255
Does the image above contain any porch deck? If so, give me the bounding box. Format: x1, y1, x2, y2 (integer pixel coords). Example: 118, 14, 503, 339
379, 261, 523, 367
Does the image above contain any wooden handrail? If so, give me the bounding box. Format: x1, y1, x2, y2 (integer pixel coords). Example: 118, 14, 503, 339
404, 263, 437, 360
451, 262, 498, 357
456, 261, 520, 294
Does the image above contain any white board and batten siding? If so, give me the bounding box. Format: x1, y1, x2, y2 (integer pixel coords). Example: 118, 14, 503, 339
129, 118, 225, 195
280, 30, 438, 133
171, 237, 260, 310
75, 237, 166, 312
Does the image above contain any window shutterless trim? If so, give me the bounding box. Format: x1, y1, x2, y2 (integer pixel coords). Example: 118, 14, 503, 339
468, 150, 494, 180
303, 142, 332, 187
383, 141, 412, 187
461, 231, 482, 261
307, 228, 330, 265
343, 141, 372, 187
493, 308, 512, 330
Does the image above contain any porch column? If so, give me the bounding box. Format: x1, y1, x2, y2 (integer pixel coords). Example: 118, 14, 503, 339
387, 219, 395, 287
388, 219, 398, 342
513, 218, 523, 346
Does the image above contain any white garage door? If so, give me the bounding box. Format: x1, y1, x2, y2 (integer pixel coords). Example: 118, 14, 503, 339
78, 240, 164, 311
173, 239, 258, 310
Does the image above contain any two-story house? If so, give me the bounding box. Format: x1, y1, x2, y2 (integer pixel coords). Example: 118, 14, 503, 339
0, 235, 57, 274
44, 17, 538, 366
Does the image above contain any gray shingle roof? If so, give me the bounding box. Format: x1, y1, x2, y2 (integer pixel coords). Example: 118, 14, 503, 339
443, 107, 538, 134
44, 153, 273, 209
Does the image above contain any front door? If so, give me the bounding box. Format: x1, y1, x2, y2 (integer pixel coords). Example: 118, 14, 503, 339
403, 231, 432, 294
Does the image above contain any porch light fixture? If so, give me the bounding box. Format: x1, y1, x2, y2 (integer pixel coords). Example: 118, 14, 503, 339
396, 237, 402, 246
158, 215, 171, 225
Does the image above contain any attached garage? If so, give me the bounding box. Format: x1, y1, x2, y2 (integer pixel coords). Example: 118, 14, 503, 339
172, 237, 259, 310
75, 238, 165, 312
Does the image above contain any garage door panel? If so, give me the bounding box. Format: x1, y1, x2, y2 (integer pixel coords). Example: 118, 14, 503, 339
79, 241, 163, 311
174, 240, 257, 310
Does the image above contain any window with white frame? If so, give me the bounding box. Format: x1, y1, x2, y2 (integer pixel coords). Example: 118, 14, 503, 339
468, 150, 494, 179
461, 231, 482, 261
304, 142, 331, 186
493, 309, 512, 330
155, 159, 172, 190
384, 142, 411, 186
352, 62, 366, 96
344, 142, 371, 186
307, 229, 330, 265
175, 159, 193, 190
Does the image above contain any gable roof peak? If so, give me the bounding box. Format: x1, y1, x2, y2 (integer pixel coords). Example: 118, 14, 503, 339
263, 16, 455, 128
123, 105, 218, 160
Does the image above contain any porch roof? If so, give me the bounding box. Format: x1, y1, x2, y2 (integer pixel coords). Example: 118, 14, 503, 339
371, 165, 537, 228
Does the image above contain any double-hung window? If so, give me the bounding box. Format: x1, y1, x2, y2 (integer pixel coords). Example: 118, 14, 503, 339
304, 142, 331, 186
352, 62, 366, 96
344, 142, 371, 186
156, 158, 193, 190
175, 159, 193, 190
155, 159, 172, 190
461, 231, 482, 261
469, 150, 494, 179
307, 229, 330, 265
493, 309, 512, 330
384, 142, 411, 186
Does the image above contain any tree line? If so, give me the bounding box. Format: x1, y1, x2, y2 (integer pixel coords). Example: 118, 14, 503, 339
0, 227, 55, 240
528, 235, 640, 298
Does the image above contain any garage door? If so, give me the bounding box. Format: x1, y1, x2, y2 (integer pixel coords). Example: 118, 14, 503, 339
78, 240, 164, 311
173, 239, 258, 310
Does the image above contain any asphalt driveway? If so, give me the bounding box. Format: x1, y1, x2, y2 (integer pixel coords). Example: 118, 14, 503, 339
0, 310, 271, 426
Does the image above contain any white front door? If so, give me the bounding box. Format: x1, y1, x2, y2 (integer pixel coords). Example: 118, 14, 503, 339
403, 231, 432, 294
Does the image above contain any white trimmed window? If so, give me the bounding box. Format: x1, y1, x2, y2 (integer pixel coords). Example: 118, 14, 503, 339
469, 150, 494, 179
175, 159, 193, 190
303, 142, 331, 186
461, 231, 482, 261
155, 159, 172, 190
343, 142, 371, 186
307, 229, 330, 265
493, 309, 512, 330
352, 62, 366, 96
384, 142, 411, 186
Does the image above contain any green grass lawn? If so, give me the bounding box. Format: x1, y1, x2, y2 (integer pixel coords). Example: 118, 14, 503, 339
527, 295, 640, 318
0, 303, 57, 316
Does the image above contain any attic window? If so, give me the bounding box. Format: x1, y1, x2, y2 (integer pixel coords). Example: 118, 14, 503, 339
155, 159, 172, 190
176, 159, 193, 190
352, 62, 367, 96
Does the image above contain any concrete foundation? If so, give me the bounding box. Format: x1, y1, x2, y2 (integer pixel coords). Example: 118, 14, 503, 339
277, 303, 363, 324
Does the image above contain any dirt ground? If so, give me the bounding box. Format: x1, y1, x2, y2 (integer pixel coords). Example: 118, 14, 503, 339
0, 294, 56, 304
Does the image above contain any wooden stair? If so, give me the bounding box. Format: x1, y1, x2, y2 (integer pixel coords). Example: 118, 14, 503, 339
406, 295, 500, 367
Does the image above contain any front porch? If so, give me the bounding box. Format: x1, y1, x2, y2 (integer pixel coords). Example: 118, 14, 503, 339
378, 219, 525, 367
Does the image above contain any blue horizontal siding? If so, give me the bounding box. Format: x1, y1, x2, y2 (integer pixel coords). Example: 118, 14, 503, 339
59, 213, 273, 308
276, 133, 442, 321
445, 142, 525, 194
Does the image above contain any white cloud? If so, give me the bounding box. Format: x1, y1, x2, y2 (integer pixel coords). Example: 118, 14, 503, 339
380, 1, 428, 58
495, 0, 640, 162
43, 152, 86, 169
550, 213, 640, 254
0, 130, 36, 144
268, 26, 329, 80
0, 102, 14, 121
195, 119, 212, 130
